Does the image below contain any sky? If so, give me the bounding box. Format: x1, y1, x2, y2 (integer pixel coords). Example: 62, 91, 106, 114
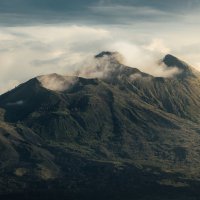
1, 0, 200, 93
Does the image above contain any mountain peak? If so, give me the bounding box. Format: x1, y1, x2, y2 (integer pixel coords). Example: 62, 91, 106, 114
95, 51, 124, 64
95, 51, 117, 58
163, 54, 196, 78
163, 54, 189, 70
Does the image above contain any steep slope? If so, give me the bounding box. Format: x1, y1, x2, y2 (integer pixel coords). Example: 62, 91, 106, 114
111, 54, 200, 123
1, 53, 200, 199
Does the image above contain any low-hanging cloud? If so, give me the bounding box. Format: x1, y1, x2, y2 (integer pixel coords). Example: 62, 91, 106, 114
37, 74, 77, 92
7, 100, 24, 106
104, 41, 181, 78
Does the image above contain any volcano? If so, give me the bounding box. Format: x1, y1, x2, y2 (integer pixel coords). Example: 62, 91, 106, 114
0, 53, 200, 200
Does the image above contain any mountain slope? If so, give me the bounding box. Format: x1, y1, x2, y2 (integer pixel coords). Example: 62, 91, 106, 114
1, 53, 200, 199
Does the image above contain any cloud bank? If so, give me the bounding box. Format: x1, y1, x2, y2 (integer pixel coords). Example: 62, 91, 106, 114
0, 24, 200, 94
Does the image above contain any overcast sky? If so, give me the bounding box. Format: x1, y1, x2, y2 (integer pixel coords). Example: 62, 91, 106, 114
1, 0, 200, 93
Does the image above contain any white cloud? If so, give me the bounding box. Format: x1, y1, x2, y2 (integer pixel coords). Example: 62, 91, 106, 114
0, 23, 200, 94
106, 41, 181, 77
144, 39, 170, 54
37, 74, 77, 92
0, 25, 111, 94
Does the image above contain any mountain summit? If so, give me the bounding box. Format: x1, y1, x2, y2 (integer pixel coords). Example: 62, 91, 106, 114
163, 54, 191, 69
95, 51, 124, 64
95, 51, 117, 58
163, 54, 197, 77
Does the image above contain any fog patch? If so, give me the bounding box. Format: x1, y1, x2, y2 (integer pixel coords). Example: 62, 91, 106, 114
7, 100, 24, 106
108, 41, 182, 78
37, 74, 77, 92
74, 52, 124, 79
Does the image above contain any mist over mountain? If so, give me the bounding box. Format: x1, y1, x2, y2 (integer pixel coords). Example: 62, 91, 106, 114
1, 52, 200, 199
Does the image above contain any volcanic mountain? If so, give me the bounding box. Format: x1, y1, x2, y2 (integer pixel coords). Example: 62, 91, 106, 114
1, 52, 200, 199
